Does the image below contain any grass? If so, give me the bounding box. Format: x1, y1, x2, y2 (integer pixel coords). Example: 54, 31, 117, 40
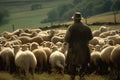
87, 13, 120, 24
0, 72, 113, 80
0, 0, 73, 33
65, 12, 120, 26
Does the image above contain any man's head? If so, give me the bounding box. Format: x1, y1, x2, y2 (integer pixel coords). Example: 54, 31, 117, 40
72, 12, 81, 20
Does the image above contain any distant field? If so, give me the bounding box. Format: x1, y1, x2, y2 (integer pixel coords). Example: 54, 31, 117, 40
87, 13, 120, 24
65, 12, 120, 25
0, 1, 120, 33
0, 0, 73, 33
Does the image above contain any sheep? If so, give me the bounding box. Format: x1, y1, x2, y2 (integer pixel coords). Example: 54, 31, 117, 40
110, 45, 120, 79
2, 31, 13, 39
37, 29, 55, 41
0, 47, 15, 73
99, 30, 117, 38
89, 37, 100, 46
106, 34, 120, 45
0, 36, 7, 45
92, 30, 101, 37
20, 44, 29, 51
31, 28, 42, 33
19, 31, 37, 38
56, 42, 63, 48
30, 42, 39, 51
99, 26, 110, 33
43, 47, 52, 73
89, 45, 102, 74
100, 46, 115, 74
32, 47, 47, 73
30, 36, 43, 45
18, 36, 31, 44
101, 39, 115, 50
15, 46, 37, 78
41, 41, 55, 48
90, 50, 102, 74
89, 37, 105, 46
12, 29, 24, 36
49, 50, 65, 74
4, 40, 22, 47
99, 31, 111, 38
51, 36, 63, 44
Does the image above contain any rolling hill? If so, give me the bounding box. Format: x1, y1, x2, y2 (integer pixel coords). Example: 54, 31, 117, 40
0, 0, 73, 33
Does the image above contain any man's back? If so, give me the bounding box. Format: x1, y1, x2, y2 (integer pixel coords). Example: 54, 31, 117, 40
64, 22, 93, 44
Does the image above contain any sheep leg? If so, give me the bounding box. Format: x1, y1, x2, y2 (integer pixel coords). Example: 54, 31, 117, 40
56, 61, 64, 74
30, 68, 35, 79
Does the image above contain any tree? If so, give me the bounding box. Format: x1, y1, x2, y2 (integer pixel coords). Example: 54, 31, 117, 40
0, 8, 9, 26
73, 0, 82, 4
111, 0, 120, 24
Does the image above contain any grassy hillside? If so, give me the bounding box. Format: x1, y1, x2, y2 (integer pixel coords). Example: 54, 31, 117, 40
65, 12, 120, 25
86, 12, 120, 24
0, 0, 73, 33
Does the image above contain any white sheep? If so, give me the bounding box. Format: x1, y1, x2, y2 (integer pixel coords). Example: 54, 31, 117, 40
99, 26, 110, 33
49, 50, 65, 74
15, 47, 37, 78
37, 29, 55, 41
92, 30, 101, 37
89, 37, 100, 45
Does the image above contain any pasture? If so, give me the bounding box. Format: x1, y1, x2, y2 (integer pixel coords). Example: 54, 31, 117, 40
0, 0, 73, 33
0, 25, 120, 80
0, 1, 120, 80
0, 72, 112, 80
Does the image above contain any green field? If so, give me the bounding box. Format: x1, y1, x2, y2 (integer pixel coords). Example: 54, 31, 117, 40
0, 0, 120, 33
0, 0, 73, 33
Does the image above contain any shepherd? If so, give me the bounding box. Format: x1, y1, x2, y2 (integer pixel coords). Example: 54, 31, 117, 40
64, 12, 93, 80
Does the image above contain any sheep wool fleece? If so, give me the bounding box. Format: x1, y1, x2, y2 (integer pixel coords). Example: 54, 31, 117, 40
64, 22, 93, 66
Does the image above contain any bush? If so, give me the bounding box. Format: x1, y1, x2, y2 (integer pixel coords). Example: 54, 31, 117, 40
31, 4, 42, 11
0, 8, 9, 26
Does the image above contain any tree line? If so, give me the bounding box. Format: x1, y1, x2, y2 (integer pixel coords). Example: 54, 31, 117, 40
42, 0, 120, 23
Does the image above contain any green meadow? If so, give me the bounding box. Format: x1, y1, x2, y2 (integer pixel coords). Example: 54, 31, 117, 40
0, 0, 73, 33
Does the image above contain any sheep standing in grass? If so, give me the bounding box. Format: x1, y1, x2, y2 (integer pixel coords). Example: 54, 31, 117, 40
43, 47, 52, 73
89, 45, 102, 74
32, 47, 47, 73
100, 46, 115, 74
14, 46, 37, 78
49, 50, 65, 74
110, 45, 120, 80
0, 47, 15, 73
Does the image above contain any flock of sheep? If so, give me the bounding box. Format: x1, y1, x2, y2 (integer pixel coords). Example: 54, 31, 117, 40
0, 26, 120, 79
0, 28, 67, 78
